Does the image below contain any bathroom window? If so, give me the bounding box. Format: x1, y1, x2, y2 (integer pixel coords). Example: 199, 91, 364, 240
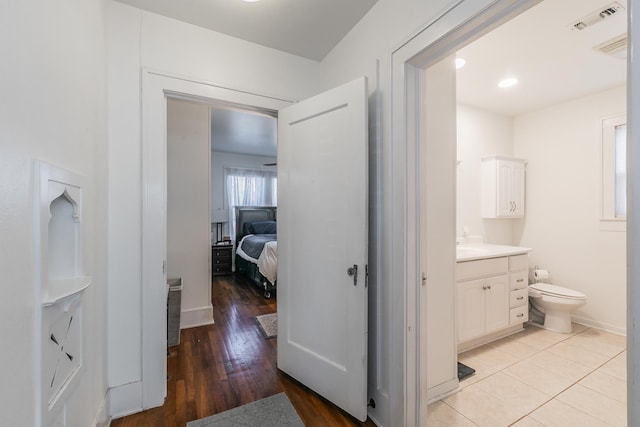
600, 114, 626, 231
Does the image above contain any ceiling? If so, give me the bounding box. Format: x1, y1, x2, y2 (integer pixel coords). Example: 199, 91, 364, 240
114, 0, 378, 61
210, 105, 276, 157
135, 0, 627, 154
457, 0, 627, 116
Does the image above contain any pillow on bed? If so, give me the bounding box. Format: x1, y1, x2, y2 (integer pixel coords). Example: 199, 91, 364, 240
246, 220, 277, 235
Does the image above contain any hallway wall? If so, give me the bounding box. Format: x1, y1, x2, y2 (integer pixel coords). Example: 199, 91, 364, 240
0, 0, 109, 425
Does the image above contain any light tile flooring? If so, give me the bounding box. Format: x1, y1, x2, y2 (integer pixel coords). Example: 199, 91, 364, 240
428, 323, 627, 426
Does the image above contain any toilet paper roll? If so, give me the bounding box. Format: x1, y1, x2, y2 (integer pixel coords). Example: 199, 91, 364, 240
533, 269, 550, 281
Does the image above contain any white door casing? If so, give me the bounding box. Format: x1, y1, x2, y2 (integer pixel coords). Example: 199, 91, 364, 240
141, 70, 292, 409
391, 1, 542, 425
277, 77, 369, 422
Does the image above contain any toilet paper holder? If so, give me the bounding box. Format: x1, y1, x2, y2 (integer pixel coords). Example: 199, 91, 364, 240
532, 265, 551, 283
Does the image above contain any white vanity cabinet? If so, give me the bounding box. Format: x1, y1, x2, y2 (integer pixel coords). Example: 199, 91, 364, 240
456, 251, 529, 351
482, 156, 525, 218
508, 254, 529, 325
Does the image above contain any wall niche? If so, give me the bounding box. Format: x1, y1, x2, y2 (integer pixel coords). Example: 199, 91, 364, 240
35, 161, 91, 427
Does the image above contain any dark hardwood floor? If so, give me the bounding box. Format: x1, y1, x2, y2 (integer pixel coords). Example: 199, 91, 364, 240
111, 274, 377, 426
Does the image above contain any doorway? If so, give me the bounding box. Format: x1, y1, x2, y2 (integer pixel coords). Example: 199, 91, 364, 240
392, 0, 635, 425
140, 71, 292, 409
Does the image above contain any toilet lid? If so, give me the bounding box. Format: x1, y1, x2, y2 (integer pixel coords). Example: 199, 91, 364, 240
530, 282, 586, 299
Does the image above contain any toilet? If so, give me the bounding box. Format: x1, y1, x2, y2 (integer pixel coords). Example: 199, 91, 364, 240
528, 282, 586, 333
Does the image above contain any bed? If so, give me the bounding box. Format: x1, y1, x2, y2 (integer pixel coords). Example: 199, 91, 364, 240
234, 206, 277, 298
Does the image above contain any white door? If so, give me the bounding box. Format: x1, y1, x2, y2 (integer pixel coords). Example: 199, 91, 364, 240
277, 77, 368, 421
420, 57, 458, 397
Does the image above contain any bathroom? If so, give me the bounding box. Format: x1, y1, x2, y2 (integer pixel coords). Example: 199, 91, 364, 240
454, 0, 627, 337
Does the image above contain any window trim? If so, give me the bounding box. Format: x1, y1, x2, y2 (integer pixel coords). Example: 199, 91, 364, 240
600, 113, 626, 231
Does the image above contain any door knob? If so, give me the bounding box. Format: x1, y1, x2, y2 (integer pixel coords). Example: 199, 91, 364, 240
347, 264, 358, 286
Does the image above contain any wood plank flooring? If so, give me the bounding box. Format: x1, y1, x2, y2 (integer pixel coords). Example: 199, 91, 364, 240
111, 274, 377, 427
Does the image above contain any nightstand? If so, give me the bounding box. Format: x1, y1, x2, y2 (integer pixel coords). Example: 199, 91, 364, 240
211, 244, 233, 276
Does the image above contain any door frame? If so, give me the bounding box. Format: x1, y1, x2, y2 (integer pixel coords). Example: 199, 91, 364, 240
391, 1, 547, 425
140, 69, 293, 408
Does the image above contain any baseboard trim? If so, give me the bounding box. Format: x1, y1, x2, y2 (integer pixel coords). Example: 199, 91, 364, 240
109, 381, 143, 420
427, 377, 459, 403
180, 304, 214, 329
571, 316, 626, 336
91, 391, 110, 427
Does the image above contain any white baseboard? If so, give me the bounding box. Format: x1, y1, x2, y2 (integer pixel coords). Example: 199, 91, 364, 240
91, 391, 110, 427
180, 304, 214, 329
109, 381, 143, 420
572, 315, 626, 336
427, 377, 459, 403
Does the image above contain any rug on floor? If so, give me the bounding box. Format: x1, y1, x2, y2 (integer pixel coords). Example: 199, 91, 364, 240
256, 313, 277, 339
187, 393, 303, 427
457, 361, 475, 381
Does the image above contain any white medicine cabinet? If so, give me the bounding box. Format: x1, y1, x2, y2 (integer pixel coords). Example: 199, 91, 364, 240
481, 155, 526, 218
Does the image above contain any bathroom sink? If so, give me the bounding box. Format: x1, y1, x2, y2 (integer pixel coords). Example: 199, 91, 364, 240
456, 246, 491, 260
456, 246, 490, 256
455, 243, 531, 261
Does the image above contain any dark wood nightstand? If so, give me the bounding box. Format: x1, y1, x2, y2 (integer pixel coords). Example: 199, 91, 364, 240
211, 244, 233, 276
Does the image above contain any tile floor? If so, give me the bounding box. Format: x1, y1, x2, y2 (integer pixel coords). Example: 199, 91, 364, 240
428, 323, 627, 426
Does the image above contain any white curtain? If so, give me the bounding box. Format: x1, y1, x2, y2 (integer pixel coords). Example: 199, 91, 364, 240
224, 167, 277, 239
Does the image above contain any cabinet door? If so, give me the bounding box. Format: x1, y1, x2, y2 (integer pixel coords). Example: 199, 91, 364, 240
484, 274, 510, 333
496, 159, 513, 217
457, 279, 486, 343
510, 161, 525, 217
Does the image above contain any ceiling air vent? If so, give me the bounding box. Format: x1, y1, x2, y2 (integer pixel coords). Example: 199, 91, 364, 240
569, 2, 624, 31
594, 33, 627, 59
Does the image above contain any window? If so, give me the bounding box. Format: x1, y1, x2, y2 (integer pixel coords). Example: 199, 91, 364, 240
601, 114, 626, 230
614, 124, 626, 217
224, 167, 277, 238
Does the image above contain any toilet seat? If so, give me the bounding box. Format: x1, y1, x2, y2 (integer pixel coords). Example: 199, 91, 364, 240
530, 282, 586, 300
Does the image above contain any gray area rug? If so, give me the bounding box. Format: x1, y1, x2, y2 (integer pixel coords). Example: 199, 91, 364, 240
187, 392, 303, 427
256, 313, 277, 339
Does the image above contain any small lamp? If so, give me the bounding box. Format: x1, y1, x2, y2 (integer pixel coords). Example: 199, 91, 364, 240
211, 209, 229, 244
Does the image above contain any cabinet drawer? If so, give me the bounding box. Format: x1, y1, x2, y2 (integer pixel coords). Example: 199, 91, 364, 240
510, 271, 528, 290
509, 305, 528, 325
510, 288, 528, 308
456, 257, 508, 281
509, 254, 528, 272
212, 248, 232, 258
212, 262, 232, 275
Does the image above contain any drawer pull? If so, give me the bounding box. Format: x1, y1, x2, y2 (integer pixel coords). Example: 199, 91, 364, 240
516, 296, 524, 300
516, 313, 524, 318
517, 279, 524, 283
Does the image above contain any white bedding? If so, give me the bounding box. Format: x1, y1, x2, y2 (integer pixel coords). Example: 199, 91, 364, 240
236, 236, 278, 284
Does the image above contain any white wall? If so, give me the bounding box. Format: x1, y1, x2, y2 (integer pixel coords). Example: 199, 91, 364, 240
167, 99, 214, 329
457, 104, 514, 244
106, 0, 323, 417
513, 85, 627, 333
0, 0, 109, 426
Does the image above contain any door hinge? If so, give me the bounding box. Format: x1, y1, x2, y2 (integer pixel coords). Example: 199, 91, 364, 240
421, 272, 426, 286
365, 264, 369, 288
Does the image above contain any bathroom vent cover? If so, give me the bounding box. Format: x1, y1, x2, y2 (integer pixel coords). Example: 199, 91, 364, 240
569, 2, 624, 31
594, 33, 627, 59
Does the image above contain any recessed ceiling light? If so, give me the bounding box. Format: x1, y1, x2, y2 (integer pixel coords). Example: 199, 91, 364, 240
498, 77, 518, 88
455, 58, 466, 69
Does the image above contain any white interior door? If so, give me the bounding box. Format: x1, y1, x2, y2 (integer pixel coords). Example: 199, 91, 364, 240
420, 56, 458, 400
277, 77, 368, 421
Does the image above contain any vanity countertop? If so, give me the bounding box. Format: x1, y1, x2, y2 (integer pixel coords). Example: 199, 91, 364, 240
456, 243, 531, 262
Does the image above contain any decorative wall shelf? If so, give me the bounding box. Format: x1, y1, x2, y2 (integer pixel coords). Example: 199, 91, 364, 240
42, 277, 92, 307
35, 160, 89, 427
